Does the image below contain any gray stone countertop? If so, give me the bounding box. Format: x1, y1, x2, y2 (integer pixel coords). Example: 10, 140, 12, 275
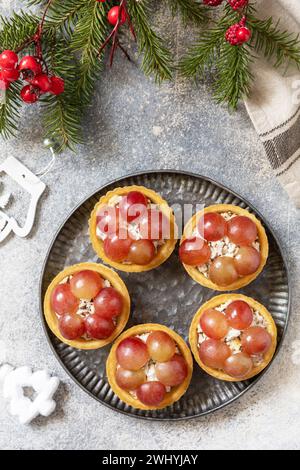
0, 1, 299, 450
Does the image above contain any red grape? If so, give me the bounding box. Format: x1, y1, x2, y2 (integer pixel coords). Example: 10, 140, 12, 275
225, 300, 253, 330
136, 381, 166, 406
116, 367, 146, 391
146, 331, 176, 362
138, 209, 170, 240
209, 256, 239, 286
198, 212, 227, 242
224, 352, 253, 378
70, 270, 104, 299
200, 309, 229, 339
127, 239, 155, 265
96, 206, 120, 235
119, 191, 148, 223
179, 237, 211, 266
84, 314, 115, 339
103, 232, 132, 262
227, 216, 258, 246
116, 337, 149, 370
94, 287, 123, 319
234, 246, 261, 276
51, 284, 79, 315
199, 339, 231, 369
58, 313, 85, 340
155, 354, 188, 387
241, 327, 272, 356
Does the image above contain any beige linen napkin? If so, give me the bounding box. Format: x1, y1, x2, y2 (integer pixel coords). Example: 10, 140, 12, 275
244, 0, 300, 207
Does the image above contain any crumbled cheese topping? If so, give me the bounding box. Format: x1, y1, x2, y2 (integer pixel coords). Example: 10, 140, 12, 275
197, 303, 267, 367
194, 211, 260, 277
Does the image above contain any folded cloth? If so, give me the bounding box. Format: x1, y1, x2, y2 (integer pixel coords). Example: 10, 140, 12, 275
244, 0, 300, 207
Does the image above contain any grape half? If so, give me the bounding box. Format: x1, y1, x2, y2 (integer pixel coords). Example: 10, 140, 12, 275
241, 327, 272, 356
225, 300, 253, 330
146, 331, 176, 362
127, 239, 156, 265
227, 216, 257, 246
179, 237, 211, 266
116, 337, 149, 370
198, 212, 227, 242
155, 354, 188, 387
234, 246, 261, 276
199, 338, 231, 369
70, 270, 104, 299
119, 191, 148, 223
51, 284, 79, 315
209, 256, 239, 286
94, 287, 123, 319
200, 309, 229, 339
84, 314, 115, 339
224, 352, 253, 378
103, 233, 132, 262
116, 367, 146, 391
136, 381, 166, 406
58, 313, 85, 340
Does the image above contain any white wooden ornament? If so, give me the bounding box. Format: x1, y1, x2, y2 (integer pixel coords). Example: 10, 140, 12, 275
0, 156, 46, 242
0, 364, 60, 425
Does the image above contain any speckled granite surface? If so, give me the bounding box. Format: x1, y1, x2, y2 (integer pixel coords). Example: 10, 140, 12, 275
0, 1, 300, 450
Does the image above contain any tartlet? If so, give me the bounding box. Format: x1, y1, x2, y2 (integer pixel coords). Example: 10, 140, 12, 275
44, 262, 130, 350
89, 185, 177, 272
180, 204, 269, 291
189, 294, 277, 382
106, 324, 193, 410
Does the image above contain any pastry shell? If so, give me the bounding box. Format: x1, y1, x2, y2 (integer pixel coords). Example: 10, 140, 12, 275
180, 204, 269, 291
89, 185, 177, 272
106, 323, 193, 410
43, 262, 131, 350
189, 293, 277, 382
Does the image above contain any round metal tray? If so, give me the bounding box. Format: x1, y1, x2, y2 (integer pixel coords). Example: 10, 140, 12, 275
40, 171, 290, 420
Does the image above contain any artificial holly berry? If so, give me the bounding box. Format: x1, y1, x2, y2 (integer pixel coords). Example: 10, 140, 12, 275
19, 56, 42, 79
227, 0, 248, 10
0, 68, 20, 82
20, 85, 39, 104
0, 50, 18, 70
203, 0, 224, 6
107, 6, 126, 26
225, 17, 251, 45
31, 74, 52, 93
49, 76, 65, 95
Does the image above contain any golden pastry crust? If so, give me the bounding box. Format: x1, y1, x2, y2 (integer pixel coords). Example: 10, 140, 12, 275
89, 185, 177, 272
43, 262, 130, 350
189, 294, 277, 382
106, 323, 193, 410
180, 204, 269, 291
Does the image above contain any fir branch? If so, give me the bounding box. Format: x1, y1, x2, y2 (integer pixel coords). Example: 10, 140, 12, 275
179, 24, 226, 78
0, 82, 22, 139
128, 0, 173, 82
167, 0, 209, 25
0, 11, 39, 50
72, 0, 108, 106
214, 42, 253, 109
41, 39, 83, 152
249, 15, 300, 68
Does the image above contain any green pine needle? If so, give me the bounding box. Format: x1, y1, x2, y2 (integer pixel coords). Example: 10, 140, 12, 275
0, 82, 22, 139
128, 0, 173, 83
167, 0, 209, 25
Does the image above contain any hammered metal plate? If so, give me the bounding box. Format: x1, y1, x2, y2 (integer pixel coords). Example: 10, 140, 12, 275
40, 171, 290, 420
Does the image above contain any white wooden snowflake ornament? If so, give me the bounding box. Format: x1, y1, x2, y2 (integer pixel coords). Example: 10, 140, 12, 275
0, 156, 46, 242
0, 364, 60, 425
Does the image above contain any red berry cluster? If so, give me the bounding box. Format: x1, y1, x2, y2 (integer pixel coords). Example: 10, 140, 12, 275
0, 49, 64, 104
227, 0, 249, 10
203, 0, 223, 5
225, 16, 251, 46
